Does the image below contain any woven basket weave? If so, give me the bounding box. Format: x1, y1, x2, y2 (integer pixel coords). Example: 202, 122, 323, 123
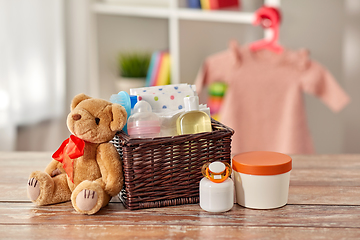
111, 119, 234, 210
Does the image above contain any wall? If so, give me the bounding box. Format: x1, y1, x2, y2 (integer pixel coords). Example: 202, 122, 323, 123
96, 0, 359, 153
343, 0, 360, 153
280, 0, 347, 154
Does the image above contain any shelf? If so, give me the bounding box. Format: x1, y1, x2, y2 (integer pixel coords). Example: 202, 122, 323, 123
92, 3, 254, 24
177, 9, 254, 24
89, 1, 261, 96
92, 3, 170, 18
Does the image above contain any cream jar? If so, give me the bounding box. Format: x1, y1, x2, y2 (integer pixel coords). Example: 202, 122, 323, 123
232, 151, 292, 209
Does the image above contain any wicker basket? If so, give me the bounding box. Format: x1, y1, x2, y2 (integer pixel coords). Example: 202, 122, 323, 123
111, 119, 234, 210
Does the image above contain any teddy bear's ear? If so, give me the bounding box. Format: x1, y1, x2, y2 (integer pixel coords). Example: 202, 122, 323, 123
110, 103, 127, 132
71, 93, 91, 111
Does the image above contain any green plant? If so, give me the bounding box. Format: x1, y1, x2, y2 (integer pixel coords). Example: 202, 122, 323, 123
118, 52, 151, 78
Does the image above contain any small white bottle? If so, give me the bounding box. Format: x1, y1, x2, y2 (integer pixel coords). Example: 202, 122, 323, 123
199, 161, 234, 213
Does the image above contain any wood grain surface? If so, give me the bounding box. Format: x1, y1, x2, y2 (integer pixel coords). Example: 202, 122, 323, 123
1, 152, 360, 239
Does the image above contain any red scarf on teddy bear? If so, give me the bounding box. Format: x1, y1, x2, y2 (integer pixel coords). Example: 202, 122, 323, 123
52, 135, 85, 183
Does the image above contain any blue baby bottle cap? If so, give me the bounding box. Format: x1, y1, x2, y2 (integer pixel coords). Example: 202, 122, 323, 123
130, 95, 138, 109
110, 91, 131, 134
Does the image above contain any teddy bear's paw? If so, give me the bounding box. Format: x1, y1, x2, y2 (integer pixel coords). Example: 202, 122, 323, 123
71, 180, 105, 215
27, 178, 40, 201
75, 189, 99, 212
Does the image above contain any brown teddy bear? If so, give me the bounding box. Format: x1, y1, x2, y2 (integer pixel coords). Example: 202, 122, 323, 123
27, 93, 127, 215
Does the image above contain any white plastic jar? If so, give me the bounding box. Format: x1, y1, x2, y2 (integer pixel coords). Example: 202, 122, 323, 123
199, 161, 234, 213
232, 151, 292, 209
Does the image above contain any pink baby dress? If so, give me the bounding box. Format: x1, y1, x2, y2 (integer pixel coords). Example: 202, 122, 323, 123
195, 42, 350, 155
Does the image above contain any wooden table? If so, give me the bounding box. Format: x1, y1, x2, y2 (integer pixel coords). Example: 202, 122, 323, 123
1, 152, 360, 239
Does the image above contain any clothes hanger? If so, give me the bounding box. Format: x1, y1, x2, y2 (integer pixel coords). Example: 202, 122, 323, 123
249, 6, 283, 54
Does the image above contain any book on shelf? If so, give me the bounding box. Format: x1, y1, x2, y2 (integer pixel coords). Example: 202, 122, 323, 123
151, 51, 163, 86
146, 51, 171, 87
146, 51, 160, 87
155, 52, 171, 86
201, 0, 240, 10
187, 0, 201, 9
200, 0, 210, 10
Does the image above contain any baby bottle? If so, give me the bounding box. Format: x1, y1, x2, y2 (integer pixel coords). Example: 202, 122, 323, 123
127, 100, 161, 138
199, 161, 234, 212
176, 96, 212, 135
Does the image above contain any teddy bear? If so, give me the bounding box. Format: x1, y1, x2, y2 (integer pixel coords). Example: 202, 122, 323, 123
27, 93, 127, 215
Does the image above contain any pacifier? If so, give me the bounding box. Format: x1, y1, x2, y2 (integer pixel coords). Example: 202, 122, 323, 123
201, 161, 232, 183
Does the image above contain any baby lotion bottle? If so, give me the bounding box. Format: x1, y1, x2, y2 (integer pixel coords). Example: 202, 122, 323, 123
176, 96, 212, 135
199, 161, 234, 213
127, 101, 161, 138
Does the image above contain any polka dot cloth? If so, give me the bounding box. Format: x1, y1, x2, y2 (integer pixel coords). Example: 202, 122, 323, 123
130, 84, 196, 112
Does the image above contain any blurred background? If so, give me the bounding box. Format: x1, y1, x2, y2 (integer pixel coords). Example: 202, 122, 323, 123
0, 0, 359, 153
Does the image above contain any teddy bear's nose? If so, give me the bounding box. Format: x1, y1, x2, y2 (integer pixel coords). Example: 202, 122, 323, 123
72, 114, 81, 121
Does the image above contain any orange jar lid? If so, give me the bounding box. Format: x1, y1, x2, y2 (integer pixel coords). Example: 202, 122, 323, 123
232, 151, 292, 176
